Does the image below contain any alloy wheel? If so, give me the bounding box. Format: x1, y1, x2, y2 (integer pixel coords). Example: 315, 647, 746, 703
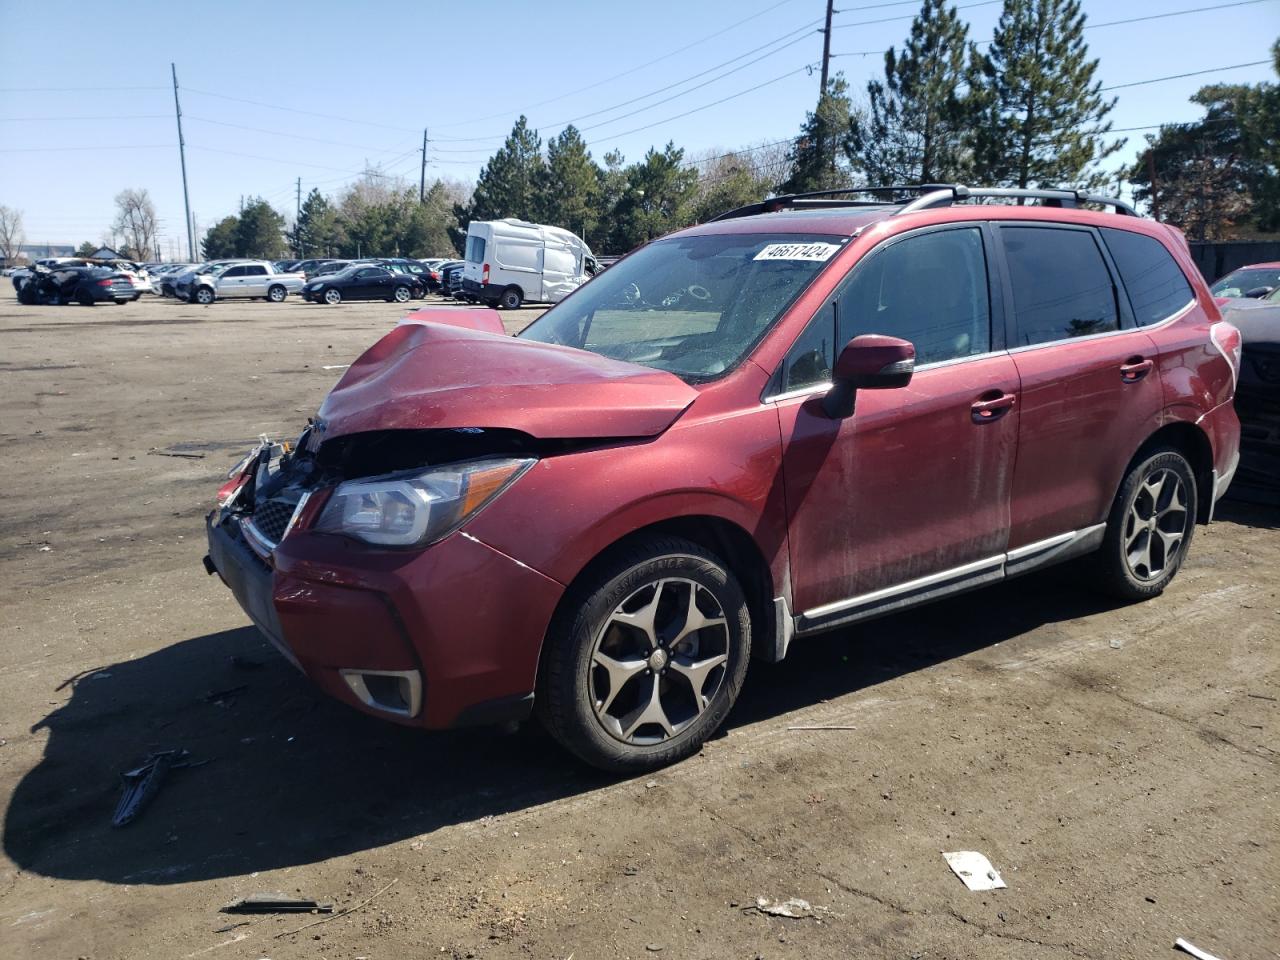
324, 289, 341, 304
589, 577, 730, 745
1123, 468, 1189, 581
393, 286, 411, 302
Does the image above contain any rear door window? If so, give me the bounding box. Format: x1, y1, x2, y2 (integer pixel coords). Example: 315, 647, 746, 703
1101, 228, 1194, 326
1000, 227, 1119, 346
466, 235, 486, 263
245, 265, 268, 276
222, 266, 246, 278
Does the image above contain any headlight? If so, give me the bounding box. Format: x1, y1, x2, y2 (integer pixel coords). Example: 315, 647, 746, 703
313, 457, 535, 547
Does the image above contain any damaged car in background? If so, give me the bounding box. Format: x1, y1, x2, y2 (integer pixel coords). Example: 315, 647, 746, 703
16, 261, 137, 305
205, 185, 1241, 772
1218, 286, 1280, 503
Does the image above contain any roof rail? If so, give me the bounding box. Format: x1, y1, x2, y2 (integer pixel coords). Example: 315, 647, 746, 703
897, 185, 1138, 217
709, 185, 929, 222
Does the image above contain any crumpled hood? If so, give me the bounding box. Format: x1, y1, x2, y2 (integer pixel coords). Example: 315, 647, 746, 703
315, 321, 698, 440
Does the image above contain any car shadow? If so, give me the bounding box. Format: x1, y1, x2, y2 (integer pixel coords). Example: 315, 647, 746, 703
1215, 497, 1280, 530
4, 568, 1123, 886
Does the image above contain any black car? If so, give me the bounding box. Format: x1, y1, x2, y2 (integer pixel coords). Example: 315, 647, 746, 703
17, 264, 136, 306
301, 265, 424, 304
295, 258, 345, 279
1222, 297, 1280, 504
426, 259, 461, 294
440, 260, 465, 299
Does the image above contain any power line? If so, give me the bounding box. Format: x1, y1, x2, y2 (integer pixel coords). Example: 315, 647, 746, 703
586, 66, 809, 147
1100, 60, 1272, 92
182, 87, 418, 132
0, 115, 169, 121
429, 0, 805, 131
1087, 0, 1273, 30
0, 85, 165, 92
186, 115, 415, 154
832, 0, 1000, 29
0, 144, 170, 152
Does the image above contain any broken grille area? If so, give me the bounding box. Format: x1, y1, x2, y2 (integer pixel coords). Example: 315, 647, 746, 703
246, 497, 297, 545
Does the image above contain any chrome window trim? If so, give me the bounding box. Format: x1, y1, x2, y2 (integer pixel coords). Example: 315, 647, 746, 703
1006, 296, 1196, 355
762, 348, 1013, 404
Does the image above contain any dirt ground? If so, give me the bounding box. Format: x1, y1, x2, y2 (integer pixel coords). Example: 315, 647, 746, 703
0, 292, 1276, 960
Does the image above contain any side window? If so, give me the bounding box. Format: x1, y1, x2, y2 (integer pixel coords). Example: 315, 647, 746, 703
1001, 227, 1119, 345
246, 265, 267, 276
222, 266, 245, 278
1101, 228, 1195, 326
781, 304, 835, 391
835, 227, 991, 365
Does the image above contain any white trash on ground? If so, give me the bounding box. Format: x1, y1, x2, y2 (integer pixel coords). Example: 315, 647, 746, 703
942, 851, 1007, 891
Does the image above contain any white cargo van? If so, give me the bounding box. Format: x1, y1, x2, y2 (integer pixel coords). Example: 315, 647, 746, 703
461, 218, 597, 309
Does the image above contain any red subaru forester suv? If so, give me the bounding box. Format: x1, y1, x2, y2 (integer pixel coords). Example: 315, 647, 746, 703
206, 186, 1242, 772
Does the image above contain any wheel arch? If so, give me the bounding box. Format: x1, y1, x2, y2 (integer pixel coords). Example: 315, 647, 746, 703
533, 513, 778, 697
1128, 419, 1214, 525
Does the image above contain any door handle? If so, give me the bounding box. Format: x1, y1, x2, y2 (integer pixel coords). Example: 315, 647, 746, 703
1120, 356, 1153, 382
971, 390, 1016, 423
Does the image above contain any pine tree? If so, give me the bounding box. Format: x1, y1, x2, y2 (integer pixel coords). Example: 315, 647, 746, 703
778, 75, 857, 194
235, 198, 287, 258
539, 125, 602, 240
201, 216, 239, 259
609, 144, 699, 252
851, 0, 978, 186
469, 116, 544, 222
290, 189, 343, 257
973, 0, 1122, 189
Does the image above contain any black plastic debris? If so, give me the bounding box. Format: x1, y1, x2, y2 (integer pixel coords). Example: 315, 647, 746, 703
111, 749, 206, 827
221, 894, 334, 914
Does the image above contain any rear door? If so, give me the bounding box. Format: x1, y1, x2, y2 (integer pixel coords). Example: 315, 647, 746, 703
778, 224, 1021, 628
995, 223, 1163, 550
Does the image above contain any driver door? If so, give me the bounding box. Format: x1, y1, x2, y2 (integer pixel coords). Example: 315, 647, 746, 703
775, 224, 1021, 629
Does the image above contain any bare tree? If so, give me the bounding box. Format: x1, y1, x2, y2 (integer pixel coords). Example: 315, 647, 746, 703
112, 188, 159, 260
0, 205, 25, 264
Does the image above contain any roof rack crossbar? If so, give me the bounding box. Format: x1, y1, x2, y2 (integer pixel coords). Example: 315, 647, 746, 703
709, 184, 932, 222
898, 185, 1137, 217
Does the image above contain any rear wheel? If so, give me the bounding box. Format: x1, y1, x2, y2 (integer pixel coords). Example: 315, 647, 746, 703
267, 284, 287, 303
323, 288, 342, 305
78, 292, 95, 306
538, 536, 751, 772
1091, 448, 1197, 601
391, 285, 411, 303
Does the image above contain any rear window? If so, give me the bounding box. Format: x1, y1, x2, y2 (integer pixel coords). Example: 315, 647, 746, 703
1102, 228, 1194, 326
1001, 227, 1118, 346
465, 235, 486, 264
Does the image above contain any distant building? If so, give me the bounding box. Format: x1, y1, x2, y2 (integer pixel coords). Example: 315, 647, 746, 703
92, 246, 127, 260
1, 243, 75, 268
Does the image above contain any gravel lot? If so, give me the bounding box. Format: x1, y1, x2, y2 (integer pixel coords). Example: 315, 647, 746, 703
0, 292, 1276, 960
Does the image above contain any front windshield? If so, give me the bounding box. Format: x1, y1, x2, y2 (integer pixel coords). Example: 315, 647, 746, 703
1211, 267, 1280, 298
519, 233, 847, 381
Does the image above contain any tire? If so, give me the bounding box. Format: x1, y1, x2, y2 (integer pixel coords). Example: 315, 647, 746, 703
537, 535, 752, 772
17, 284, 36, 306
1091, 448, 1197, 601
392, 285, 411, 303
77, 293, 95, 306
193, 286, 215, 305
267, 285, 287, 303
131, 294, 140, 301
323, 288, 342, 305
499, 287, 523, 310
113, 299, 127, 305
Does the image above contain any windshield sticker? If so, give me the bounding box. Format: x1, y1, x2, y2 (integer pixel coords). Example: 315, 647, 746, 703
753, 242, 841, 262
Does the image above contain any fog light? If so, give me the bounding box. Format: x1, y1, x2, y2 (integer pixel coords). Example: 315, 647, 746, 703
340, 669, 422, 718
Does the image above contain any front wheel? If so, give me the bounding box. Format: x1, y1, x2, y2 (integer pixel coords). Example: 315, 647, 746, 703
538, 536, 751, 772
1091, 448, 1197, 601
267, 284, 287, 303
193, 286, 215, 305
391, 285, 411, 303
323, 288, 342, 305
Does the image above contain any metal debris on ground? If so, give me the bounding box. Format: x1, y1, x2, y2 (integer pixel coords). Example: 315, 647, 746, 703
942, 851, 1007, 891
147, 449, 207, 459
788, 725, 857, 731
745, 897, 816, 919
273, 878, 399, 939
111, 749, 207, 827
1174, 937, 1225, 960
221, 894, 333, 914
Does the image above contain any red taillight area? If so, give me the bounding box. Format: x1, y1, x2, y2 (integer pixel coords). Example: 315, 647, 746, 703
216, 474, 248, 507
482, 263, 490, 285
97, 279, 114, 287
1210, 320, 1243, 390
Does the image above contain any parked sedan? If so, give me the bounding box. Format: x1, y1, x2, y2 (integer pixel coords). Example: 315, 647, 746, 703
301, 265, 423, 304
1220, 288, 1280, 503
1211, 262, 1280, 299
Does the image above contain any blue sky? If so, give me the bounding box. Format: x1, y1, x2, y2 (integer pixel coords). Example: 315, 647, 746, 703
1, 0, 1277, 256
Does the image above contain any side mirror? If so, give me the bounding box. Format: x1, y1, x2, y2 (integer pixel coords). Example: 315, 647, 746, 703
823, 334, 916, 419
1244, 286, 1274, 299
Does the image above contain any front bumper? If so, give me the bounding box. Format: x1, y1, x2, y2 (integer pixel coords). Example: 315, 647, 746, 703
205, 512, 564, 728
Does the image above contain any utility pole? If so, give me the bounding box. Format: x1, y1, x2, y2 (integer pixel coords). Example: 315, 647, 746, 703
170, 63, 195, 262
295, 177, 302, 221
420, 127, 428, 203
819, 0, 834, 94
